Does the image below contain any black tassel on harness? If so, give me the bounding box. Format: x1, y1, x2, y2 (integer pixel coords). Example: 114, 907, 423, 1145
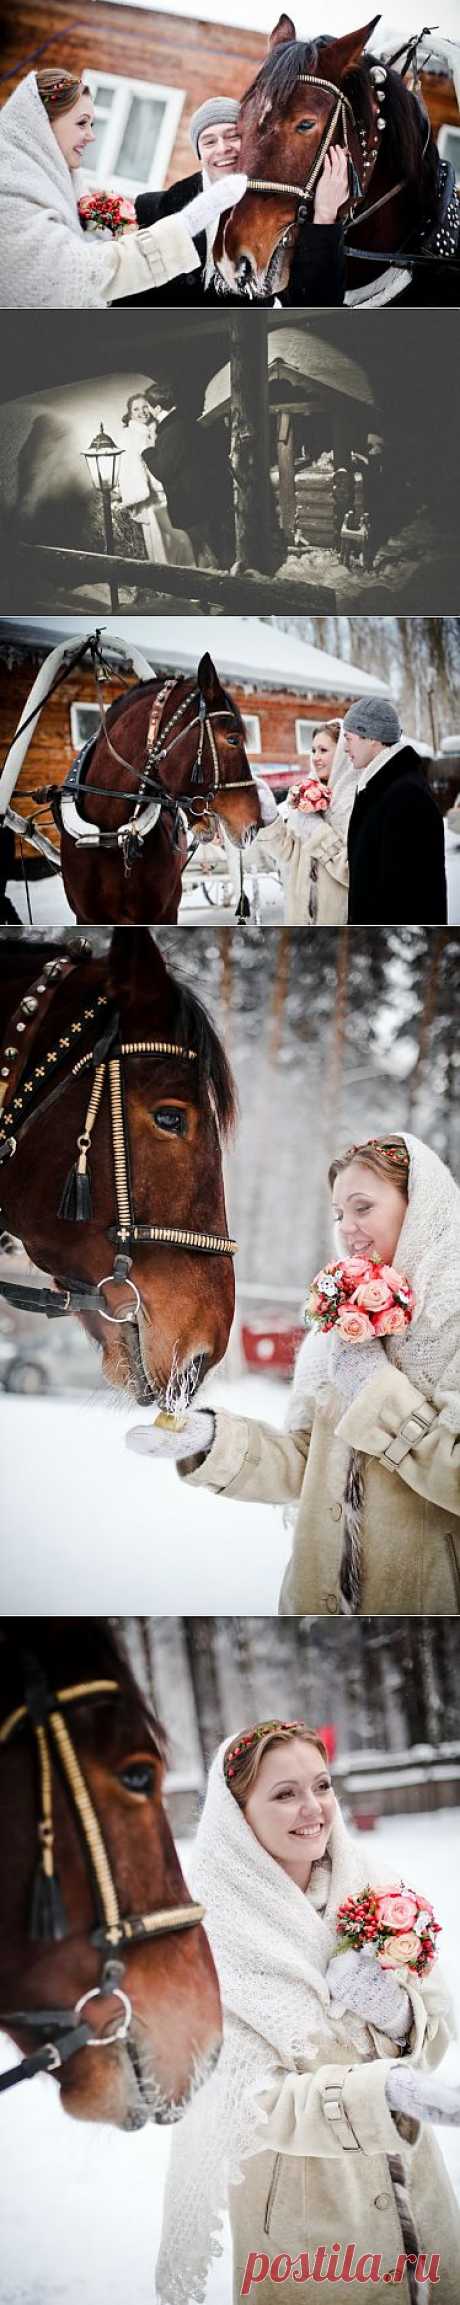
29, 1859, 68, 1942
58, 1145, 93, 1222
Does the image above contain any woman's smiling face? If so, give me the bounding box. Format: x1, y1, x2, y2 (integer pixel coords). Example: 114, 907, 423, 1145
332, 1158, 408, 1265
52, 91, 95, 172
244, 1738, 335, 1887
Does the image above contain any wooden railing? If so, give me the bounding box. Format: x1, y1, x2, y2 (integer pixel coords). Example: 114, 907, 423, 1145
15, 541, 336, 616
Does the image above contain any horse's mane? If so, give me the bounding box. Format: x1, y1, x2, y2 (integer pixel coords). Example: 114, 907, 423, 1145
241, 37, 440, 217
169, 971, 237, 1139
0, 1619, 167, 1757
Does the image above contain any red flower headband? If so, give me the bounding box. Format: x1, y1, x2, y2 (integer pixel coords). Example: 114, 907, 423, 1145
340, 1137, 408, 1172
224, 1719, 312, 1783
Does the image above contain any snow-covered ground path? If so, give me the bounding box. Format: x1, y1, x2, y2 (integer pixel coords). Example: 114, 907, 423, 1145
0, 1810, 459, 2305
6, 830, 460, 925
0, 1375, 289, 1614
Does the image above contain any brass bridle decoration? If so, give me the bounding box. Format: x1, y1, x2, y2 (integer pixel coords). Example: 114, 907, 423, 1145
0, 1673, 205, 2095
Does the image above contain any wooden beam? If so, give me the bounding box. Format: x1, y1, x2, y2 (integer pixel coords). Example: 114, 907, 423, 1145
15, 541, 336, 611
228, 317, 272, 572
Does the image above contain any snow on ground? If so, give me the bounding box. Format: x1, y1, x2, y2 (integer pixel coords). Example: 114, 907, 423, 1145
7, 835, 460, 926
0, 1810, 459, 2305
0, 1375, 290, 1614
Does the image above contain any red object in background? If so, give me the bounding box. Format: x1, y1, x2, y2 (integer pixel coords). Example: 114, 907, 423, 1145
317, 1723, 337, 1763
241, 1322, 304, 1376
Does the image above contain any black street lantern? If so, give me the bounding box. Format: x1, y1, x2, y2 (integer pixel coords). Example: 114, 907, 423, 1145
84, 420, 122, 495
83, 421, 124, 611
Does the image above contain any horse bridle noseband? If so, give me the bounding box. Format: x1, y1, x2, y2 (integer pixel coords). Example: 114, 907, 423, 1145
0, 957, 236, 1325
0, 1665, 205, 2095
245, 74, 360, 222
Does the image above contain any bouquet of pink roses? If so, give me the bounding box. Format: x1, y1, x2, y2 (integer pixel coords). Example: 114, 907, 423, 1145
78, 189, 137, 237
303, 1255, 414, 1342
287, 773, 331, 815
334, 1883, 441, 1980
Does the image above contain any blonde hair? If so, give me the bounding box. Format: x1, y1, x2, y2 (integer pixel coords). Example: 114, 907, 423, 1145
223, 1721, 329, 1809
37, 70, 90, 119
328, 1136, 410, 1194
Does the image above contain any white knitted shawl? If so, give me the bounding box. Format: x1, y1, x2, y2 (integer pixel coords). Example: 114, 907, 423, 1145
284, 729, 356, 847
155, 1757, 392, 2305
288, 1133, 460, 1438
0, 74, 118, 307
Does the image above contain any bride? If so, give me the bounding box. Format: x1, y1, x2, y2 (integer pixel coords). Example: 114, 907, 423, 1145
0, 68, 246, 307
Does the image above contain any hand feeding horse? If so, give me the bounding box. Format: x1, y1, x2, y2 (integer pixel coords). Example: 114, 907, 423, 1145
0, 930, 237, 1405
213, 14, 459, 304
0, 636, 261, 924
0, 1618, 222, 2125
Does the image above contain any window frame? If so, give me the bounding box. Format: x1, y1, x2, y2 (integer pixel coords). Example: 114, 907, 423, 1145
83, 67, 185, 194
70, 702, 102, 752
295, 716, 323, 755
242, 713, 262, 754
437, 123, 460, 183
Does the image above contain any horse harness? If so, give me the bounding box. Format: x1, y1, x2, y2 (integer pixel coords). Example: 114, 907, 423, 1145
0, 1661, 205, 2095
59, 674, 256, 874
0, 956, 236, 1325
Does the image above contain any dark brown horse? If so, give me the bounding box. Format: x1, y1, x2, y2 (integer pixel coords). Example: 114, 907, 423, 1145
0, 1619, 221, 2126
216, 14, 455, 302
0, 930, 236, 1403
59, 653, 261, 923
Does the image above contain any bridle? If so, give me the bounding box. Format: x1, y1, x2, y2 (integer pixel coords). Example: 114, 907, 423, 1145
226, 73, 363, 295
0, 1661, 205, 2096
0, 955, 236, 1324
60, 674, 258, 871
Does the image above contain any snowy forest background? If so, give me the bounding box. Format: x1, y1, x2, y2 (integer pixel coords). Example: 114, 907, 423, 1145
271, 616, 460, 747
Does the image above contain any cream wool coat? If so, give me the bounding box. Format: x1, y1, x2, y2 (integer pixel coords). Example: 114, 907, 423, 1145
0, 74, 201, 307
180, 1364, 460, 1615
251, 809, 349, 926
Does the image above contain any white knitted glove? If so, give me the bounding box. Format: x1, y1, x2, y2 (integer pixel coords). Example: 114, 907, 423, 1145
328, 1332, 386, 1406
327, 1949, 412, 2040
386, 2066, 460, 2128
254, 778, 279, 828
125, 1408, 215, 1462
182, 174, 247, 238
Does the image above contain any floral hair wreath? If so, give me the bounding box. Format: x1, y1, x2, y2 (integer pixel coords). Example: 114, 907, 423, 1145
224, 1718, 314, 1783
340, 1136, 408, 1172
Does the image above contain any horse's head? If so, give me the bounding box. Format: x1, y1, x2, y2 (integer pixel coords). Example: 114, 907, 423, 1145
217, 14, 381, 297
149, 657, 260, 848
1, 932, 237, 1404
0, 1622, 222, 2128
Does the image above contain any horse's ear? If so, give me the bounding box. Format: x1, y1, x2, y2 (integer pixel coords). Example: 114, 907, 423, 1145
108, 928, 169, 1004
268, 15, 296, 52
323, 16, 381, 77
198, 652, 225, 707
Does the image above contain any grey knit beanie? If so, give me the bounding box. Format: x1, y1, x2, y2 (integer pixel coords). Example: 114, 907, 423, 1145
189, 98, 240, 158
342, 695, 402, 744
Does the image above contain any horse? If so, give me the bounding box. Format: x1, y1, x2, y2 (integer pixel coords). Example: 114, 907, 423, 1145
215, 14, 459, 304
58, 652, 261, 923
0, 1618, 221, 2126
0, 928, 237, 1404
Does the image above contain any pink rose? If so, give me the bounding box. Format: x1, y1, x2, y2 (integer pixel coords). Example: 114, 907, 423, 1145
373, 1305, 410, 1336
375, 1893, 418, 1931
341, 1257, 374, 1287
352, 1279, 394, 1313
336, 1306, 374, 1342
379, 1264, 409, 1291
379, 1932, 420, 1967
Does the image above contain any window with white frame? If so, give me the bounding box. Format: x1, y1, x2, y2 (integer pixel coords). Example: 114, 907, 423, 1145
437, 124, 460, 185
242, 714, 261, 752
295, 717, 322, 754
70, 703, 101, 751
82, 71, 185, 195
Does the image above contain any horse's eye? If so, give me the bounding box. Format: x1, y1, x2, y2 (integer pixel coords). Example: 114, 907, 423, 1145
226, 733, 240, 748
118, 1762, 155, 1797
153, 1107, 187, 1135
296, 119, 315, 133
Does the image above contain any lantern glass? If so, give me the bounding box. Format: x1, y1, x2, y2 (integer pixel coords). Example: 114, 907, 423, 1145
84, 423, 122, 494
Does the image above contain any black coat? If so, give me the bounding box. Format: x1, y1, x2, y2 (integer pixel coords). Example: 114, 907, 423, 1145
113, 174, 345, 305
347, 748, 447, 926
142, 410, 234, 561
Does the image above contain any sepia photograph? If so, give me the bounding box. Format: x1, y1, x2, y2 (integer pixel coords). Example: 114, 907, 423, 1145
0, 313, 459, 615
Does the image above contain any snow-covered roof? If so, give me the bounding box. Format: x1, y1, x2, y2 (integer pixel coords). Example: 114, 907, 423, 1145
202, 329, 372, 424
103, 2, 460, 52
3, 617, 389, 699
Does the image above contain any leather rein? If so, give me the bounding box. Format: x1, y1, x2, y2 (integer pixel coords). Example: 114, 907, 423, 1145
0, 1663, 204, 2096
60, 673, 257, 869
0, 955, 236, 1325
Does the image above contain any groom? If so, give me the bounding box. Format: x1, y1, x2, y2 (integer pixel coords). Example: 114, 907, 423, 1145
343, 697, 447, 926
